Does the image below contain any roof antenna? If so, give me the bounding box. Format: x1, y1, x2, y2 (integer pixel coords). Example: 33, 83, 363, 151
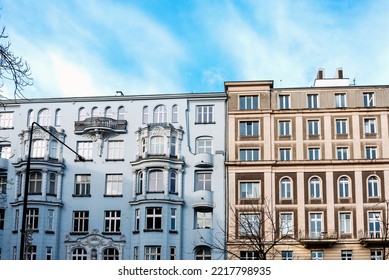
116, 91, 124, 96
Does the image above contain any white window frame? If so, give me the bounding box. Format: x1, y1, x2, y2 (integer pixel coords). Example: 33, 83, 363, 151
279, 148, 291, 161
196, 137, 213, 154
336, 147, 349, 160
367, 176, 379, 198
240, 121, 259, 136
104, 210, 121, 233
368, 212, 381, 238
335, 119, 348, 135
72, 211, 89, 233
196, 105, 214, 124
339, 212, 351, 234
150, 136, 165, 155
364, 118, 376, 134
239, 95, 259, 110
142, 106, 149, 124
195, 172, 212, 191
26, 208, 39, 230
307, 120, 319, 135
240, 149, 260, 161
196, 210, 212, 229
309, 177, 321, 198
172, 105, 178, 123
239, 181, 260, 199
335, 93, 346, 108
145, 246, 161, 260
307, 94, 319, 109
279, 95, 290, 109
153, 105, 167, 123
148, 170, 164, 192
146, 207, 162, 230
105, 174, 123, 196
365, 146, 377, 160
280, 213, 293, 236
338, 176, 351, 198
0, 112, 14, 128
239, 213, 260, 235
74, 174, 91, 196
107, 140, 124, 160
363, 92, 375, 107
311, 250, 323, 260
280, 177, 292, 199
77, 141, 93, 160
308, 147, 320, 161
309, 213, 323, 239
279, 120, 291, 136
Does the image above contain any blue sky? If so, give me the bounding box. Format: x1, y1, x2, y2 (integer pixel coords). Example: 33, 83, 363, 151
1, 0, 389, 98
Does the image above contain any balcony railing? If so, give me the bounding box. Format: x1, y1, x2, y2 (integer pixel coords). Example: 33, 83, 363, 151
298, 230, 338, 247
358, 230, 389, 246
74, 117, 127, 134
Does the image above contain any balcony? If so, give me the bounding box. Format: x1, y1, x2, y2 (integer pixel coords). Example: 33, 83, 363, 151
74, 117, 127, 135
358, 230, 389, 247
0, 158, 8, 170
192, 190, 214, 209
298, 230, 338, 248
194, 153, 213, 167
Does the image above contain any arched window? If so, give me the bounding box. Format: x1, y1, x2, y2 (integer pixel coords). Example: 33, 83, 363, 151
142, 106, 149, 124
91, 107, 99, 117
78, 107, 87, 121
309, 177, 321, 199
105, 107, 113, 118
72, 248, 87, 260
136, 171, 143, 194
172, 105, 178, 123
150, 136, 164, 155
27, 109, 34, 127
196, 137, 213, 154
55, 109, 61, 126
153, 105, 167, 123
280, 178, 292, 199
148, 170, 164, 192
367, 176, 379, 198
38, 109, 50, 126
117, 106, 125, 120
170, 136, 177, 157
103, 248, 119, 260
29, 172, 42, 194
338, 176, 350, 198
195, 246, 212, 260
48, 172, 57, 195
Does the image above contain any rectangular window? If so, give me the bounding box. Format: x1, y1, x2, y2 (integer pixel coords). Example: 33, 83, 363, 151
280, 213, 293, 236
74, 175, 91, 196
339, 213, 351, 234
148, 170, 164, 192
336, 147, 348, 160
281, 251, 293, 260
239, 96, 259, 110
239, 149, 260, 161
32, 140, 45, 158
26, 208, 39, 230
77, 141, 93, 160
363, 92, 375, 107
240, 121, 259, 136
196, 105, 214, 124
366, 146, 377, 160
170, 208, 177, 231
240, 214, 260, 235
46, 247, 52, 260
0, 112, 13, 128
146, 208, 162, 230
341, 250, 352, 260
335, 119, 348, 134
368, 212, 381, 238
0, 175, 7, 195
0, 145, 11, 159
309, 213, 322, 239
307, 120, 319, 135
145, 246, 161, 260
14, 209, 19, 231
307, 94, 319, 109
196, 138, 213, 154
105, 174, 123, 196
311, 251, 323, 260
72, 211, 89, 233
47, 209, 55, 231
240, 251, 260, 260
308, 148, 320, 160
107, 140, 124, 160
335, 93, 346, 108
239, 182, 260, 199
104, 210, 121, 233
371, 250, 382, 260
170, 246, 176, 260
133, 246, 139, 260
47, 173, 56, 195
364, 118, 376, 134
279, 120, 291, 136
0, 208, 4, 230
279, 95, 290, 109
279, 148, 291, 161
195, 172, 212, 191
134, 209, 140, 232
196, 210, 212, 229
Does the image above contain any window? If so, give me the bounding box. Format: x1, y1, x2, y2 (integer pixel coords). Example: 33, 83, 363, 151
240, 121, 259, 136
368, 212, 381, 238
46, 247, 53, 260
107, 140, 124, 160
105, 174, 123, 196
14, 209, 19, 231
169, 171, 177, 193
153, 105, 167, 123
47, 209, 55, 231
279, 95, 290, 109
368, 176, 379, 198
363, 92, 375, 107
72, 211, 89, 233
104, 107, 113, 118
74, 175, 91, 196
134, 209, 140, 232
72, 248, 87, 260
170, 208, 177, 231
38, 109, 50, 126
25, 245, 37, 260
0, 209, 5, 230
91, 107, 99, 117
280, 213, 293, 236
133, 247, 139, 260
341, 250, 352, 260
335, 93, 346, 108
240, 214, 260, 235
0, 112, 13, 128
29, 172, 42, 194
311, 251, 323, 260
309, 177, 321, 198
279, 120, 291, 136
170, 136, 177, 156
239, 182, 260, 199
148, 170, 164, 192
307, 120, 319, 135
196, 137, 213, 154
364, 118, 376, 134
196, 210, 212, 229
117, 106, 125, 120
150, 136, 165, 155
104, 248, 119, 260
195, 172, 212, 191
54, 109, 61, 126
196, 105, 214, 124
240, 149, 259, 161
281, 251, 293, 260
310, 213, 323, 238
49, 140, 58, 159
335, 119, 348, 134
0, 145, 11, 159
146, 207, 162, 230
77, 141, 93, 160
338, 176, 350, 198
308, 148, 320, 160
239, 96, 258, 110
279, 148, 291, 161
0, 176, 6, 195
366, 146, 377, 160
280, 178, 292, 199
78, 107, 87, 121
371, 250, 382, 260
104, 210, 121, 233
339, 213, 351, 234
336, 147, 349, 160
307, 94, 319, 109
195, 247, 212, 260
142, 106, 149, 124
172, 105, 178, 123
32, 139, 45, 158
240, 251, 259, 260
27, 110, 34, 127
26, 208, 39, 230
170, 247, 176, 260
136, 171, 143, 194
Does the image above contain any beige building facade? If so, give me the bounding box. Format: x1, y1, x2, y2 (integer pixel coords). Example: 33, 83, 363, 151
225, 70, 389, 260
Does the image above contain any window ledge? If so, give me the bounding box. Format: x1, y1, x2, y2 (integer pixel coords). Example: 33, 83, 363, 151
102, 231, 121, 235
72, 194, 91, 197
105, 159, 125, 162
143, 229, 163, 233
74, 159, 93, 162
195, 122, 216, 125
69, 232, 89, 235
132, 230, 140, 234
45, 230, 55, 234
103, 194, 123, 198
169, 230, 178, 234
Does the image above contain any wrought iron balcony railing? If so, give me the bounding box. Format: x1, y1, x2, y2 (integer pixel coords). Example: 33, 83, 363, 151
74, 117, 127, 134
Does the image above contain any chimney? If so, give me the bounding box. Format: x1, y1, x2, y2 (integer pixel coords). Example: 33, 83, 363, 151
336, 67, 343, 79
317, 68, 324, 79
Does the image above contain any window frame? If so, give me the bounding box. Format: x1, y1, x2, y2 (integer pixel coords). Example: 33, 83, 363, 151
239, 149, 260, 161
279, 95, 290, 110
195, 172, 212, 191
365, 146, 377, 160
338, 176, 351, 198
196, 105, 214, 124
339, 212, 351, 234
279, 120, 291, 136
336, 147, 349, 160
239, 95, 259, 110
239, 181, 260, 199
307, 94, 319, 109
145, 207, 162, 231
104, 210, 121, 233
74, 174, 91, 197
280, 177, 292, 199
148, 170, 164, 193
72, 211, 89, 233
335, 119, 348, 135
105, 174, 123, 196
240, 121, 259, 137
363, 92, 375, 107
335, 93, 346, 108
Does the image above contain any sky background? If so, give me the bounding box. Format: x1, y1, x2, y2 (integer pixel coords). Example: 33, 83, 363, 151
1, 0, 389, 98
